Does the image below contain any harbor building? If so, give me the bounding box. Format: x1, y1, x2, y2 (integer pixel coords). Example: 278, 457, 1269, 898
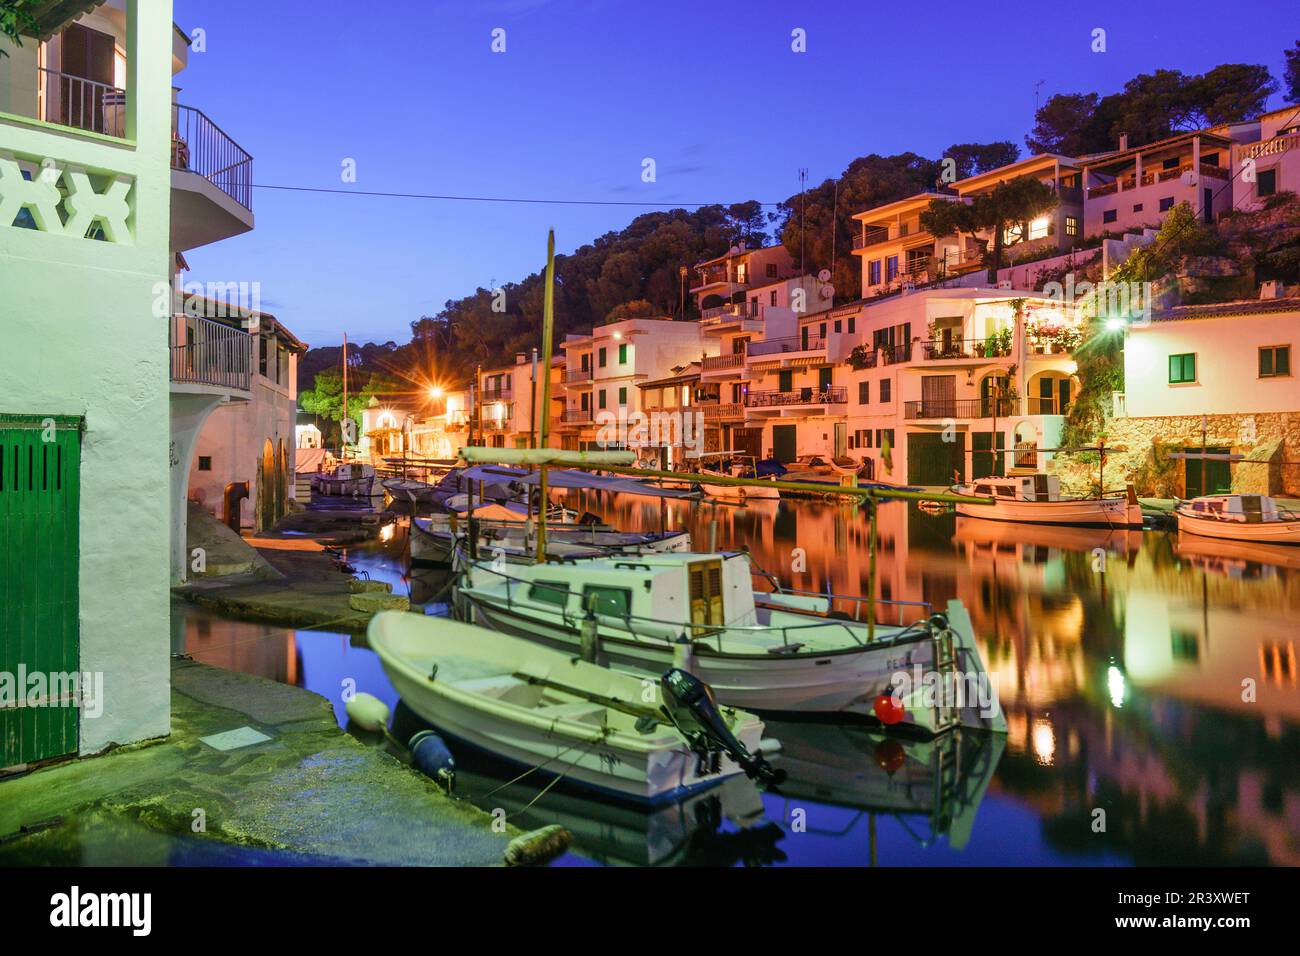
1, 0, 184, 761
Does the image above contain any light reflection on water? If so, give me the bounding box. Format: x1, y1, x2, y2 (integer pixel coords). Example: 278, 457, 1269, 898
176, 497, 1300, 866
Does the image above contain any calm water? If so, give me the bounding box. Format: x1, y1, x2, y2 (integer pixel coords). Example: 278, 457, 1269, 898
174, 496, 1300, 867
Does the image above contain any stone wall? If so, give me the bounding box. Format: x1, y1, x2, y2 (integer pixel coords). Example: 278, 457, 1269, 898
1052, 412, 1300, 497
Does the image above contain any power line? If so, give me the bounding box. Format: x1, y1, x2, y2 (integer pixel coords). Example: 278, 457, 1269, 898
252, 183, 784, 208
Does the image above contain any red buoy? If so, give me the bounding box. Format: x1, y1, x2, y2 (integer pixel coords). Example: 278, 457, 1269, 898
873, 693, 905, 726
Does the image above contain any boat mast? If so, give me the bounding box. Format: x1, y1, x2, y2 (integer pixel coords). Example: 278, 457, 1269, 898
535, 230, 556, 563
342, 332, 349, 460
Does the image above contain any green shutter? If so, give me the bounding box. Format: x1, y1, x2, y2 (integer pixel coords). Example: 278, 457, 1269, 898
618, 344, 627, 364
1, 415, 81, 767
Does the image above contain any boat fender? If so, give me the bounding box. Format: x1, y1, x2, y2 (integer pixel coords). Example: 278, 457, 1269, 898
504, 824, 572, 866
409, 730, 456, 790
345, 692, 391, 733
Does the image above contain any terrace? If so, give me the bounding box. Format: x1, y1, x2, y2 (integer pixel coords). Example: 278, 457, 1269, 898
748, 386, 847, 409
168, 315, 253, 396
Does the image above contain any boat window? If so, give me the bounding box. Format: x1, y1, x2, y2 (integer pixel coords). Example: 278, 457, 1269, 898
974, 484, 992, 496
996, 486, 1016, 497
582, 585, 633, 618
529, 580, 571, 607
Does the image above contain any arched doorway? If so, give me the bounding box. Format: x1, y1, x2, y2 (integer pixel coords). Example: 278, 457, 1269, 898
1013, 421, 1039, 469
258, 439, 275, 531
1028, 371, 1075, 416
979, 372, 1011, 417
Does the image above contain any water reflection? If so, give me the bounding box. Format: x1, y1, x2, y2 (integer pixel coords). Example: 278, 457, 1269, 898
173, 494, 1300, 866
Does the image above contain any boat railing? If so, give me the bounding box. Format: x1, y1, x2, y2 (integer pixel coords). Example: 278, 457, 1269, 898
458, 548, 932, 648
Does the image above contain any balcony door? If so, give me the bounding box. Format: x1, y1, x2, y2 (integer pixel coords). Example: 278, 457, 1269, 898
54, 23, 118, 134
921, 375, 955, 418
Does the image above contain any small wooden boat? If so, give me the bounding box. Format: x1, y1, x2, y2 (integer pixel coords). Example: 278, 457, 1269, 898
382, 477, 439, 512
690, 452, 781, 500
1175, 494, 1300, 545
311, 461, 378, 497
456, 551, 1006, 735
952, 474, 1143, 528
368, 612, 771, 804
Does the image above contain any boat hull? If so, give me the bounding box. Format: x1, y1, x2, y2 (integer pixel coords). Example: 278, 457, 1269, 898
955, 496, 1142, 528
1176, 510, 1300, 545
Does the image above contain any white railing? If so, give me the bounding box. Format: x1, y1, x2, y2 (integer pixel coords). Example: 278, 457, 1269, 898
169, 315, 253, 392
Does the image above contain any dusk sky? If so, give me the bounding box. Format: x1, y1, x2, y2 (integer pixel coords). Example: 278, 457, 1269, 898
172, 0, 1297, 348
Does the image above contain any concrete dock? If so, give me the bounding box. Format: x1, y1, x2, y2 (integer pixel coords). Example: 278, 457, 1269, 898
0, 659, 515, 865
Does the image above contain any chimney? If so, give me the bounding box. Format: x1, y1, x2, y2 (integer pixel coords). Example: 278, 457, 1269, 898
1119, 133, 1129, 151
515, 352, 527, 364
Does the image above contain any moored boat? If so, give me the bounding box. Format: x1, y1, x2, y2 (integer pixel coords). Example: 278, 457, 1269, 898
952, 474, 1143, 528
1175, 494, 1300, 545
410, 514, 691, 566
455, 550, 1006, 735
367, 612, 773, 803
312, 461, 378, 497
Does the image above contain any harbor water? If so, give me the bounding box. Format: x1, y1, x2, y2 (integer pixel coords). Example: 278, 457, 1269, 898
174, 495, 1300, 866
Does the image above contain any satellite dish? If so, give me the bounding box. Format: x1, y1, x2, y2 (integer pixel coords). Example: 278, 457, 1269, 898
817, 268, 832, 282
820, 284, 835, 299
1180, 170, 1199, 188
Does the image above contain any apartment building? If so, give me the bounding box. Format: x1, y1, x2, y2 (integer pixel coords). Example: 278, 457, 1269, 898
1232, 106, 1300, 211
691, 242, 799, 313
186, 300, 306, 532
1, 0, 194, 760
1081, 131, 1233, 235
476, 353, 545, 448
1113, 295, 1300, 496
555, 316, 712, 451
838, 289, 1085, 486
852, 193, 982, 297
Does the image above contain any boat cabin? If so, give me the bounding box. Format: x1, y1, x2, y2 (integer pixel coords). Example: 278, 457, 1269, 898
334, 462, 375, 481
970, 474, 1060, 502
1183, 495, 1282, 523
466, 552, 760, 635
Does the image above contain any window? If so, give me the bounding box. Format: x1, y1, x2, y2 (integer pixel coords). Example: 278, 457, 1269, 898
875, 428, 895, 449
1159, 197, 1174, 212
1102, 209, 1118, 224
583, 585, 632, 617
868, 260, 882, 285
530, 581, 570, 607
618, 343, 627, 364
834, 320, 842, 333
766, 263, 778, 278
580, 392, 589, 410
1258, 169, 1277, 197
879, 379, 891, 403
1027, 217, 1051, 240
769, 291, 777, 306
1065, 216, 1078, 236
1168, 353, 1197, 384
1132, 203, 1143, 213
1260, 346, 1291, 378
599, 390, 608, 409
198, 456, 212, 471
599, 347, 608, 368
259, 337, 268, 376
848, 316, 856, 334
1162, 157, 1179, 170
886, 256, 899, 281
618, 386, 628, 405
778, 370, 793, 392
581, 354, 590, 371
858, 381, 869, 404
858, 429, 872, 448
1202, 152, 1219, 167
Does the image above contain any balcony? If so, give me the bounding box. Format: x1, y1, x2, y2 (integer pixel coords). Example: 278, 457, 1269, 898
169, 315, 253, 395
747, 335, 826, 357
564, 367, 593, 384
700, 402, 745, 421
748, 387, 847, 409
481, 405, 515, 430
919, 337, 1012, 362
560, 408, 593, 425
481, 383, 513, 401
702, 352, 747, 373
170, 103, 254, 251
1240, 132, 1300, 160
852, 228, 893, 251
904, 398, 1014, 421
1026, 396, 1071, 416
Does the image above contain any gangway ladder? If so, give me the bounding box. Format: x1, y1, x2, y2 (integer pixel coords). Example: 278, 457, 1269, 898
929, 626, 962, 734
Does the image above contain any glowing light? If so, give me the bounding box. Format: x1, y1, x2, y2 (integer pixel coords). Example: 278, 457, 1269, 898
380, 523, 395, 543
428, 386, 444, 400
613, 331, 623, 340
1032, 718, 1056, 766
1106, 317, 1125, 331
1107, 664, 1127, 708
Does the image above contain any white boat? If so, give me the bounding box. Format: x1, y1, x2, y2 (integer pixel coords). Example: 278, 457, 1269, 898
311, 461, 378, 497
693, 452, 781, 500
367, 612, 771, 804
1175, 494, 1300, 545
455, 551, 1006, 735
952, 474, 1143, 528
410, 514, 691, 566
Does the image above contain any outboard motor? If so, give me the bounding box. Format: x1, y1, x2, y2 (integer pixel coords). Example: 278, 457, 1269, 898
659, 668, 784, 786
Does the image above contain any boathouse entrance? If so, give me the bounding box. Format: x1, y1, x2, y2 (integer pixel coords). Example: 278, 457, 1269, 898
907, 431, 966, 486
1, 415, 82, 768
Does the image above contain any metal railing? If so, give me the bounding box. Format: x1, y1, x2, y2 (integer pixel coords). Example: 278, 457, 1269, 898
920, 338, 1011, 361
1026, 396, 1071, 416
702, 352, 746, 371
564, 367, 593, 383
701, 402, 745, 420
748, 387, 847, 408
701, 303, 759, 322
37, 68, 126, 136
904, 398, 1014, 420
481, 383, 513, 400
169, 315, 253, 392
748, 334, 826, 356
172, 104, 253, 211
561, 408, 593, 424
852, 229, 893, 250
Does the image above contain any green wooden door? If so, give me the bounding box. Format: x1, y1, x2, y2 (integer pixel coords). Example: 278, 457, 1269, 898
1, 415, 81, 768
908, 431, 966, 486
1185, 446, 1231, 496
772, 425, 797, 463
972, 431, 1006, 477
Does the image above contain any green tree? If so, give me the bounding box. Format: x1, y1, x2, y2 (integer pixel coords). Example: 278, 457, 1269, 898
919, 177, 1058, 282
942, 141, 1020, 180
298, 369, 366, 447
0, 0, 37, 59
1284, 40, 1300, 103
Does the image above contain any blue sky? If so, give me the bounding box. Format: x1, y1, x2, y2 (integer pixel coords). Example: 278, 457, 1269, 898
172, 0, 1297, 347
